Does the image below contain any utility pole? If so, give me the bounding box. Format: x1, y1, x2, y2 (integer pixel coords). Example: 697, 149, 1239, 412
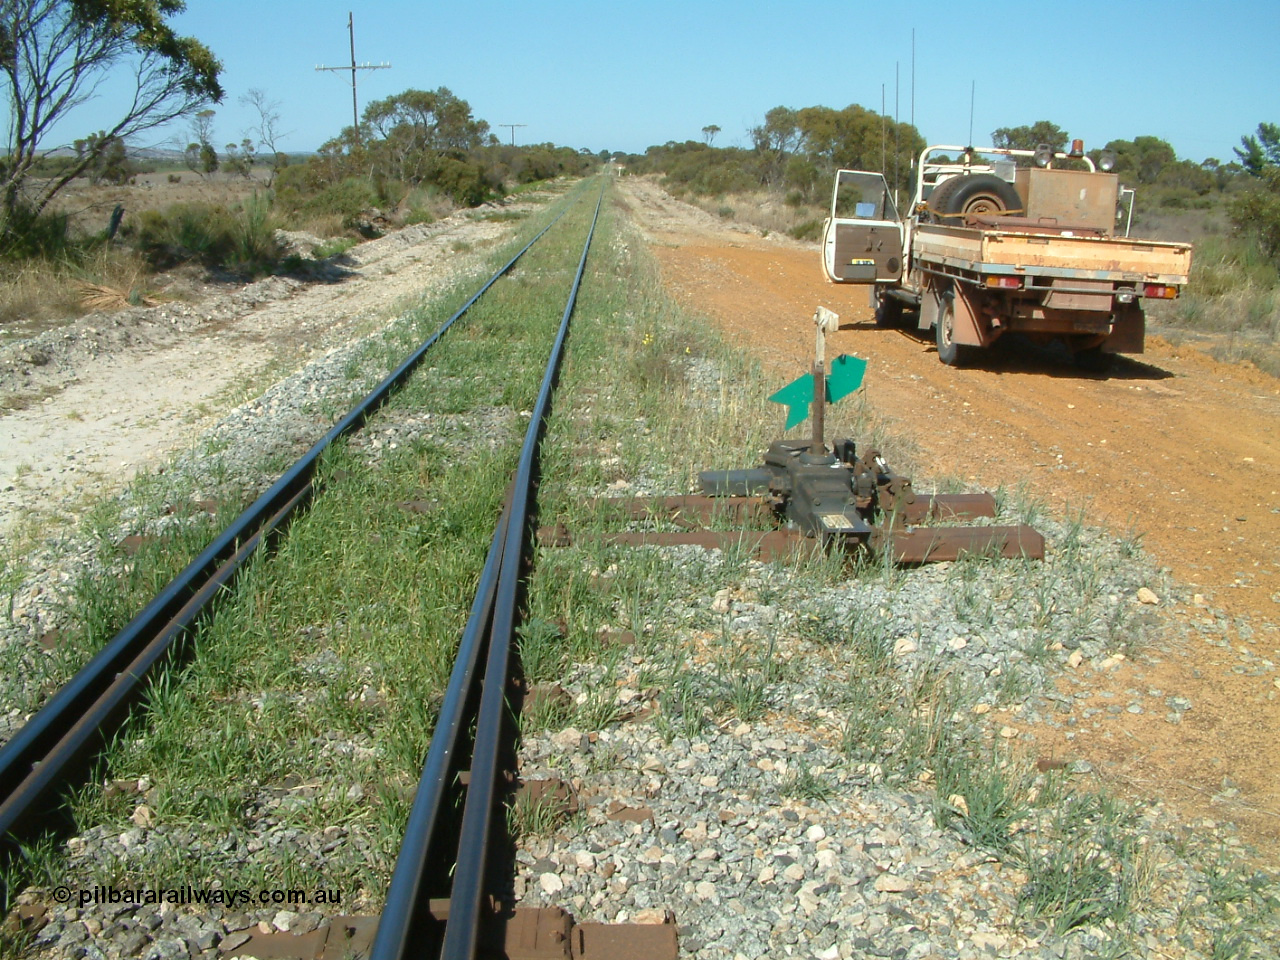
498, 124, 527, 146
316, 12, 390, 140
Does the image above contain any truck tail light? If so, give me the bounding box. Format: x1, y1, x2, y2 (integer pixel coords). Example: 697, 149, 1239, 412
986, 276, 1023, 289
1143, 284, 1178, 299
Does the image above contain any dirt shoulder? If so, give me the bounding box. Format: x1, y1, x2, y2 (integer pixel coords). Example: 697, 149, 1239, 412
619, 175, 1280, 858
0, 205, 538, 539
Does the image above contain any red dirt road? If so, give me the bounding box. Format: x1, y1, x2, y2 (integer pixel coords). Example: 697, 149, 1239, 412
621, 178, 1280, 858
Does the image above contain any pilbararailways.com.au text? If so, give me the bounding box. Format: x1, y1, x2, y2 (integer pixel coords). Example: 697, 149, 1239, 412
54, 885, 342, 908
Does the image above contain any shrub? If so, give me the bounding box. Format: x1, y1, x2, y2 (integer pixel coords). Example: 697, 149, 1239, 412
270, 162, 321, 212
789, 218, 824, 242
430, 158, 490, 206
1157, 188, 1197, 210
293, 177, 382, 229
131, 196, 284, 276
1228, 169, 1280, 265
0, 204, 76, 261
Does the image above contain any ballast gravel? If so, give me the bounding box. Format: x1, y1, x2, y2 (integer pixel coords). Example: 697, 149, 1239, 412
505, 539, 1277, 960
5, 196, 1278, 958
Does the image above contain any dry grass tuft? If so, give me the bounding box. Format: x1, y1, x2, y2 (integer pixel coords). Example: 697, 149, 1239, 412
75, 282, 159, 311
294, 213, 346, 239
0, 247, 157, 335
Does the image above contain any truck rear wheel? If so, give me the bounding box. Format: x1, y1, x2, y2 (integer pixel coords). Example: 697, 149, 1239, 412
928, 174, 1023, 224
925, 281, 979, 367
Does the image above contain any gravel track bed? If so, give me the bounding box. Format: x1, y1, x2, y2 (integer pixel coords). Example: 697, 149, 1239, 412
0, 200, 550, 744
509, 538, 1272, 959
5, 187, 1278, 959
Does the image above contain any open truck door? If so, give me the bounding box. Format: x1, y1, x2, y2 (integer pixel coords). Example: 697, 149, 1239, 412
822, 170, 904, 284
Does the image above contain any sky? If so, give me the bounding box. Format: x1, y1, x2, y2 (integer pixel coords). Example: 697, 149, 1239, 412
38, 0, 1280, 164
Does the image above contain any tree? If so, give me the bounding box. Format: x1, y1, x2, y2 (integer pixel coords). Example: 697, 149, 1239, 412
1103, 136, 1176, 184
184, 108, 217, 178
241, 88, 287, 184
1234, 122, 1280, 176
795, 104, 922, 195
991, 121, 1069, 154
750, 106, 801, 185
72, 131, 130, 184
701, 124, 720, 146
1, 0, 223, 223
1155, 159, 1213, 195
1228, 123, 1280, 265
224, 138, 255, 178
1228, 168, 1280, 263
358, 87, 489, 184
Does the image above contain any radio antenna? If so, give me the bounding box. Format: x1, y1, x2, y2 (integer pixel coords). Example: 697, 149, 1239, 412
968, 80, 975, 147
894, 61, 900, 201
881, 83, 886, 175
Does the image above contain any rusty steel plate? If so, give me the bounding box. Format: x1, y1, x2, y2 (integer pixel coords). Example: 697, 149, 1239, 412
502, 906, 574, 960
572, 921, 678, 960
879, 525, 1045, 563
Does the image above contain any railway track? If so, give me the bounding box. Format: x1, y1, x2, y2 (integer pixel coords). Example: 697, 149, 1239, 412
6, 174, 1274, 959
365, 177, 672, 960
0, 179, 636, 958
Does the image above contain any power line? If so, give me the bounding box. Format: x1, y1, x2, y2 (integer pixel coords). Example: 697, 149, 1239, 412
498, 124, 528, 146
315, 12, 390, 139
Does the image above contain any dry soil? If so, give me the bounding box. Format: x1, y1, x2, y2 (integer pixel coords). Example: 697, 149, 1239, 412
617, 175, 1280, 860
2, 175, 1276, 861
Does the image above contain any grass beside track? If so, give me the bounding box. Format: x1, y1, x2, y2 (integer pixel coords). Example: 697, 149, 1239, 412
516, 187, 1280, 956
0, 184, 574, 732
2, 179, 596, 914
3, 176, 1277, 958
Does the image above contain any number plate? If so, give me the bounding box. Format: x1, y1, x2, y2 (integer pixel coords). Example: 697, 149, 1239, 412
819, 513, 859, 531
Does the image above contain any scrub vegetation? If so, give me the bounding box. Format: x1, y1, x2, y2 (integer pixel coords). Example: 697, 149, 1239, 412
2, 177, 1275, 956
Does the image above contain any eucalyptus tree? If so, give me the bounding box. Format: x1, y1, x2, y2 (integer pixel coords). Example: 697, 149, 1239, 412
0, 0, 222, 223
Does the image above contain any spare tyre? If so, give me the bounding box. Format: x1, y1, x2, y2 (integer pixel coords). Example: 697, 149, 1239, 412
928, 174, 1023, 224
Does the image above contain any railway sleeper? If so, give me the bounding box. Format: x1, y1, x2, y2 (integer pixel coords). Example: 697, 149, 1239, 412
542, 438, 1044, 565
222, 902, 678, 960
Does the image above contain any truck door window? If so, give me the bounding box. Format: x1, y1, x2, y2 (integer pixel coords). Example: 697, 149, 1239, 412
834, 171, 897, 221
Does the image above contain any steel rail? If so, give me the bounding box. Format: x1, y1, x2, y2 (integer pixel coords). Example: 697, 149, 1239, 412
367, 492, 511, 953
371, 179, 606, 960
0, 484, 307, 838
0, 204, 571, 851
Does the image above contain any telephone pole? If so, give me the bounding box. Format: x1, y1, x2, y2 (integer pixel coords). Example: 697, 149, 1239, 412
316, 12, 390, 139
498, 124, 527, 146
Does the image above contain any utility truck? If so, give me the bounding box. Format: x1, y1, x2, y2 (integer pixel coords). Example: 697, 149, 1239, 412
821, 143, 1192, 369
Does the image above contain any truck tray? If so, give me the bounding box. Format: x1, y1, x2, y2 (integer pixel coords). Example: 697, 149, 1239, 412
914, 224, 1191, 284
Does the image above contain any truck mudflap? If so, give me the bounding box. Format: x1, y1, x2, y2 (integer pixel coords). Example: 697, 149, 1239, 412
921, 279, 992, 366
1103, 303, 1145, 353
919, 280, 986, 345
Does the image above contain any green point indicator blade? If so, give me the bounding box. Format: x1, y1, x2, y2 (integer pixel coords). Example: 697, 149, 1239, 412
767, 356, 866, 430
767, 372, 815, 430
825, 354, 867, 404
